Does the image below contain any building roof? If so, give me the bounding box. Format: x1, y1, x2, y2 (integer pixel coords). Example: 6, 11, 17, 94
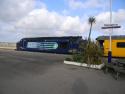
96, 35, 125, 40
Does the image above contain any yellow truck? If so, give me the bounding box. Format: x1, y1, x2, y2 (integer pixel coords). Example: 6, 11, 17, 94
96, 36, 125, 57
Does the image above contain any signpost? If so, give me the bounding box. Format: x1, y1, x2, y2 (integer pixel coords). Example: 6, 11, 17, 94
101, 0, 121, 64
102, 24, 121, 63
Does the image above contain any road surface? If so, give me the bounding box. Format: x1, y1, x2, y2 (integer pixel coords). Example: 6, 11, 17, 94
0, 49, 125, 94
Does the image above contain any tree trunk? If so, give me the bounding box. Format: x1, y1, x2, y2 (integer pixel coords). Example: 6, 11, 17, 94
87, 22, 93, 68
88, 23, 92, 42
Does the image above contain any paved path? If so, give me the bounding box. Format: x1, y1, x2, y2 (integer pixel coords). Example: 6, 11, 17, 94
0, 49, 125, 94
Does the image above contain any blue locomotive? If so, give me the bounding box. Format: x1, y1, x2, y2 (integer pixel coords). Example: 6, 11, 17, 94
16, 36, 83, 54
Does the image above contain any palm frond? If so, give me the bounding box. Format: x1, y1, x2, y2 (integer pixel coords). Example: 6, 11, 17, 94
88, 16, 96, 24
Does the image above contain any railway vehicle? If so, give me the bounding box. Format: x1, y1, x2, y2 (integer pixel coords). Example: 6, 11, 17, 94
96, 35, 125, 57
16, 36, 83, 54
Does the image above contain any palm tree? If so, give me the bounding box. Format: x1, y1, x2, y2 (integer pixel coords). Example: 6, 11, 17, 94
87, 16, 96, 67
88, 16, 96, 42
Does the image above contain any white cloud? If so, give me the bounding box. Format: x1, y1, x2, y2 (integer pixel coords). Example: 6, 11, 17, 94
0, 0, 34, 22
95, 9, 125, 35
15, 8, 89, 37
113, 9, 125, 24
0, 0, 35, 42
14, 8, 125, 39
96, 9, 125, 24
0, 0, 124, 42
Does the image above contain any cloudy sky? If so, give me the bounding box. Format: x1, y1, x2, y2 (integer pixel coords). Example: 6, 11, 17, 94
0, 0, 125, 42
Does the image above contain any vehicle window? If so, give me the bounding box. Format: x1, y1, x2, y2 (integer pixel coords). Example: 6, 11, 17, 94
117, 42, 125, 48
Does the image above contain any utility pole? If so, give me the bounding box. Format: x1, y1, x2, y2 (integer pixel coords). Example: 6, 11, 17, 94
109, 0, 112, 63
101, 0, 121, 63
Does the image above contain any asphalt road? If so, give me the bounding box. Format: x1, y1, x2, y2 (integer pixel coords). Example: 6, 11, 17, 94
0, 49, 125, 94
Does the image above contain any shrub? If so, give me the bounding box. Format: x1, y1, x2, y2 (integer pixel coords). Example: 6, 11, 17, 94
85, 41, 103, 65
72, 40, 103, 65
72, 53, 83, 62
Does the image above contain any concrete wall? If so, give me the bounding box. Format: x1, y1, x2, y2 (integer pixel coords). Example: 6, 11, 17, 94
0, 42, 16, 49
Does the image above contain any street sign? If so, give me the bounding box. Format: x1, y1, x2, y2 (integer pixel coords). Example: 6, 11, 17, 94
104, 24, 118, 26
102, 24, 121, 29
102, 25, 121, 29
